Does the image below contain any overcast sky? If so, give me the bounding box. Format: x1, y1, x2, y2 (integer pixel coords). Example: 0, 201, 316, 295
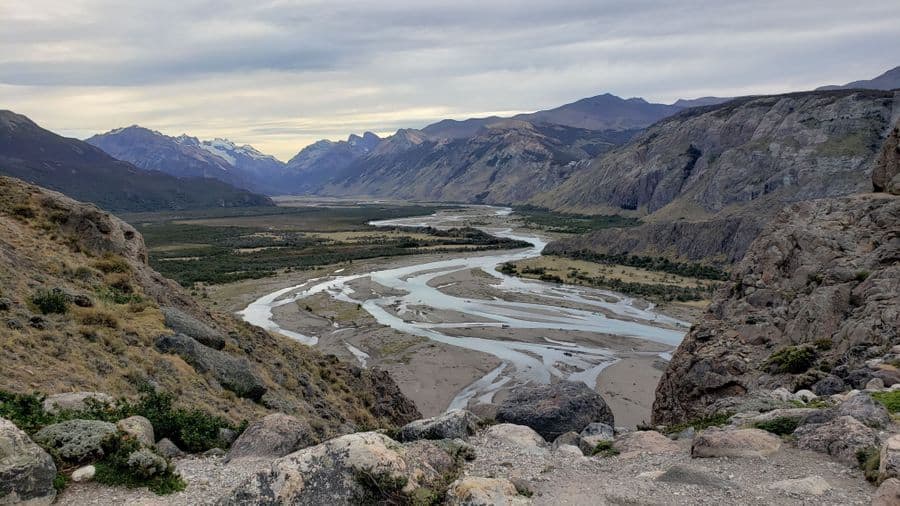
2, 0, 898, 160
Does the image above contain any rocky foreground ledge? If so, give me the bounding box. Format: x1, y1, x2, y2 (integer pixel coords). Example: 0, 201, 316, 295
5, 380, 900, 505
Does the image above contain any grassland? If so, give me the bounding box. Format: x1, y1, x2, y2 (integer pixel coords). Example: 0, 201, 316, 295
513, 205, 641, 234
129, 205, 529, 287
501, 255, 722, 303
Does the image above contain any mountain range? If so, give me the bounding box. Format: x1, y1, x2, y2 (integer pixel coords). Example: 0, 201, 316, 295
0, 111, 273, 212
816, 65, 900, 91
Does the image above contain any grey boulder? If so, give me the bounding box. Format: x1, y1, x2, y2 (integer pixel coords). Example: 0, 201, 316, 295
225, 413, 316, 463
0, 417, 57, 505
397, 409, 481, 442
794, 415, 880, 466
33, 419, 118, 463
41, 392, 113, 415
162, 306, 226, 350
496, 380, 614, 441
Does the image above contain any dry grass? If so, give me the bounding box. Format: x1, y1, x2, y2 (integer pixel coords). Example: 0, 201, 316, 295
511, 255, 715, 289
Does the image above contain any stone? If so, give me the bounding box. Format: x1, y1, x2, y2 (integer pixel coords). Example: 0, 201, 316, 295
0, 417, 57, 505
483, 424, 547, 453
873, 368, 900, 387
33, 419, 118, 463
155, 438, 185, 459
445, 476, 531, 505
218, 428, 237, 447
834, 393, 892, 429
68, 294, 93, 308
218, 432, 456, 505
879, 434, 900, 482
767, 476, 831, 496
770, 388, 793, 402
551, 432, 584, 451
155, 333, 266, 401
71, 465, 96, 483
553, 444, 585, 458
613, 430, 679, 456
28, 316, 47, 329
397, 409, 481, 442
728, 408, 820, 428
579, 422, 615, 442
794, 416, 880, 467
42, 391, 114, 414
117, 415, 154, 448
793, 390, 817, 403
812, 375, 846, 396
873, 120, 900, 195
161, 306, 226, 350
691, 428, 781, 458
126, 449, 167, 478
0, 297, 11, 311
204, 448, 226, 458
656, 464, 732, 489
496, 380, 614, 441
867, 378, 886, 390
872, 478, 900, 506
225, 413, 316, 463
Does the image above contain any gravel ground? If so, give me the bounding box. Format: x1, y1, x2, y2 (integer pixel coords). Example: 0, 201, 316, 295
463, 432, 876, 506
56, 456, 269, 505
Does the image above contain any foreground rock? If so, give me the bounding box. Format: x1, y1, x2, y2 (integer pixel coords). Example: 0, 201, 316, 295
794, 416, 880, 466
873, 478, 900, 506
879, 434, 900, 482
691, 428, 781, 458
833, 393, 892, 429
41, 392, 113, 415
496, 381, 614, 441
445, 476, 531, 505
33, 419, 117, 463
873, 120, 900, 195
0, 418, 57, 505
767, 475, 832, 497
161, 306, 226, 350
398, 409, 481, 442
225, 413, 315, 463
218, 432, 456, 505
654, 194, 900, 424
483, 424, 547, 454
116, 416, 154, 448
613, 430, 679, 456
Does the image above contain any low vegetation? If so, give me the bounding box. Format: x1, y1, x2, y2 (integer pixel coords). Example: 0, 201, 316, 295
551, 249, 728, 280
93, 435, 186, 495
871, 390, 900, 413
753, 416, 801, 436
513, 205, 641, 234
765, 346, 817, 374
662, 412, 732, 435
590, 440, 620, 457
857, 447, 881, 483
30, 289, 69, 315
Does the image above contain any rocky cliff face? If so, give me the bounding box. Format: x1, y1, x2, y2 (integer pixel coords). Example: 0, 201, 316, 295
874, 121, 900, 194
541, 89, 899, 264
0, 176, 418, 432
652, 193, 899, 424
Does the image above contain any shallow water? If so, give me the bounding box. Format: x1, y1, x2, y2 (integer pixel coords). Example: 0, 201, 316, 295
240, 206, 687, 411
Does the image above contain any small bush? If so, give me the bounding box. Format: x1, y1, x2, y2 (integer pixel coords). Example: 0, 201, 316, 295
78, 309, 119, 328
353, 469, 410, 505
855, 270, 871, 282
663, 412, 732, 435
11, 205, 36, 219
871, 391, 900, 413
53, 473, 69, 492
766, 346, 816, 374
753, 416, 801, 435
93, 435, 186, 495
857, 446, 881, 483
813, 338, 832, 351
93, 254, 131, 274
0, 391, 58, 435
31, 289, 69, 315
590, 440, 620, 457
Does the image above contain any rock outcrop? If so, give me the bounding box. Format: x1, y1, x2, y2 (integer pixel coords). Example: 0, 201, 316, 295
397, 409, 481, 442
653, 194, 900, 424
873, 121, 900, 194
225, 413, 316, 463
0, 418, 57, 505
496, 381, 614, 441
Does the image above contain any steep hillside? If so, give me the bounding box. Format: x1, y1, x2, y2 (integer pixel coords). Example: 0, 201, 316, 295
283, 132, 381, 193
0, 112, 273, 212
0, 175, 418, 432
817, 65, 900, 91
652, 135, 900, 424
320, 122, 637, 203
541, 89, 899, 264
87, 127, 286, 195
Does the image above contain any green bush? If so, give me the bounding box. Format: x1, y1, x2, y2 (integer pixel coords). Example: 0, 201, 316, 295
857, 447, 881, 483
753, 416, 801, 435
663, 412, 732, 435
93, 434, 185, 495
0, 391, 59, 434
871, 391, 900, 413
30, 289, 69, 314
766, 346, 816, 374
590, 440, 620, 457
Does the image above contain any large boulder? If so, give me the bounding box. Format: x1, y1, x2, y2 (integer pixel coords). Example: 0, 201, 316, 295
155, 333, 267, 401
483, 424, 547, 454
879, 434, 900, 482
218, 432, 455, 505
0, 418, 57, 505
397, 409, 481, 442
116, 416, 154, 448
41, 392, 113, 415
162, 306, 226, 350
873, 478, 900, 506
832, 393, 892, 429
496, 381, 613, 441
691, 428, 781, 458
445, 476, 531, 505
811, 375, 846, 396
225, 413, 316, 463
33, 419, 117, 463
794, 416, 880, 466
613, 430, 679, 456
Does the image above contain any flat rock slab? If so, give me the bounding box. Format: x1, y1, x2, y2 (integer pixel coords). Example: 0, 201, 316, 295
691, 428, 781, 458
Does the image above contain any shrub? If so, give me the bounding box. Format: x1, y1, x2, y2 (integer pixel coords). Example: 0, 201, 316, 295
663, 412, 732, 435
78, 309, 119, 328
766, 346, 816, 374
753, 416, 801, 435
11, 205, 36, 219
590, 440, 620, 457
855, 270, 871, 282
31, 289, 69, 314
857, 447, 881, 483
93, 435, 185, 495
0, 391, 58, 434
871, 391, 900, 413
92, 254, 131, 274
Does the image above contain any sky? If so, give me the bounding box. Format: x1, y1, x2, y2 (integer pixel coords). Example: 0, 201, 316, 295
1, 0, 898, 161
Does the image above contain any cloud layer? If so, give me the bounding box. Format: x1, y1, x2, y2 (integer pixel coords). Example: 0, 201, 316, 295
2, 0, 897, 160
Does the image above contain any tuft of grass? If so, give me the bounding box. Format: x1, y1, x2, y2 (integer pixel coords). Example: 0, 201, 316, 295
53, 473, 69, 492
766, 346, 816, 374
663, 412, 732, 435
31, 289, 69, 314
871, 391, 900, 413
77, 309, 120, 328
857, 447, 881, 483
590, 440, 620, 457
92, 254, 131, 274
753, 416, 801, 436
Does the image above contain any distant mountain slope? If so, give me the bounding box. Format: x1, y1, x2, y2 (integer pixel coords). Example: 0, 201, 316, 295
539, 89, 899, 264
817, 65, 900, 91
87, 126, 286, 194
320, 122, 638, 203
0, 111, 272, 212
283, 131, 381, 192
